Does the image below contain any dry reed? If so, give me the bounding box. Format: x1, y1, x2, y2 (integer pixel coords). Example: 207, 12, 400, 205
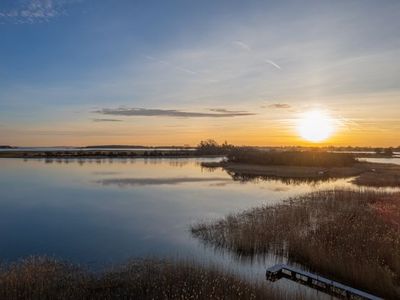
0, 256, 299, 300
192, 189, 400, 299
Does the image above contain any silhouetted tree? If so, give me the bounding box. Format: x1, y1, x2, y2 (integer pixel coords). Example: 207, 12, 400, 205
384, 147, 394, 156
197, 139, 233, 155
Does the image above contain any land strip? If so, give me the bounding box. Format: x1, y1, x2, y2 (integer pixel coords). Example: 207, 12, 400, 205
202, 161, 400, 188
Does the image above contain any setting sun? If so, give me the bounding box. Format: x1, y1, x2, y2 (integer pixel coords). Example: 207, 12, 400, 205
1, 1, 400, 298
297, 110, 335, 143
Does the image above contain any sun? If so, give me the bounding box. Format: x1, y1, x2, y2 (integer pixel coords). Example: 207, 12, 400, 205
296, 110, 335, 143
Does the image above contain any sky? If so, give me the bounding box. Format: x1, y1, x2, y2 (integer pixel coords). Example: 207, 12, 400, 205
0, 0, 399, 147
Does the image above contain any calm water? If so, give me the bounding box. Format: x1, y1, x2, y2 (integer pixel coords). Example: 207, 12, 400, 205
359, 156, 400, 165
0, 147, 195, 152
0, 157, 386, 297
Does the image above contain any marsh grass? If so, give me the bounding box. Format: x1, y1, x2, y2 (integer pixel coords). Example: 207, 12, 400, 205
227, 148, 356, 167
0, 256, 300, 300
354, 168, 400, 187
224, 172, 336, 185
192, 189, 400, 299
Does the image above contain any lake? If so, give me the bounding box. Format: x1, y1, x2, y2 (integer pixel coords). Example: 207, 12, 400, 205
0, 157, 388, 297
359, 156, 400, 165
0, 147, 196, 152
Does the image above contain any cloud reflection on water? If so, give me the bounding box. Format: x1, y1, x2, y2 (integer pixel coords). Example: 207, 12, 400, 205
97, 177, 231, 187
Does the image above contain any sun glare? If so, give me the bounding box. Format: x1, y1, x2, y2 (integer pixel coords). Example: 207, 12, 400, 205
297, 110, 335, 143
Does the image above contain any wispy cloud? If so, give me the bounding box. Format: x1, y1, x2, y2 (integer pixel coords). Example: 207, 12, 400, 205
269, 103, 291, 109
232, 41, 281, 71
264, 59, 282, 70
232, 40, 251, 51
92, 118, 122, 122
209, 108, 250, 114
95, 107, 255, 118
0, 0, 79, 24
145, 55, 198, 75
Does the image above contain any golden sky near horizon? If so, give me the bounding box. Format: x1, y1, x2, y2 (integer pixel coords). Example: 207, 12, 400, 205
2, 96, 399, 147
1, 1, 399, 147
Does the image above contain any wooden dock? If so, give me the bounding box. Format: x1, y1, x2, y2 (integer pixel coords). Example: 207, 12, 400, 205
266, 264, 382, 300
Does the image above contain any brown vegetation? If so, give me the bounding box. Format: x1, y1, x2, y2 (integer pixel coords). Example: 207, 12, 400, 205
353, 164, 400, 187
204, 161, 364, 179
196, 139, 233, 155
0, 257, 296, 300
226, 148, 356, 167
192, 190, 400, 299
203, 160, 400, 188
203, 146, 400, 187
371, 196, 400, 231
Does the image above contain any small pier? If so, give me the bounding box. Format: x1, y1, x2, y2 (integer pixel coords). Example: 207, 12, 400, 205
266, 264, 382, 300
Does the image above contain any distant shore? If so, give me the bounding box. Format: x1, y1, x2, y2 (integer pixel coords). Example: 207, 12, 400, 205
0, 149, 213, 159
1, 148, 399, 187
0, 148, 396, 159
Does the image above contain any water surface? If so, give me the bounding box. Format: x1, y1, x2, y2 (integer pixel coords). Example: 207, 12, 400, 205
359, 156, 400, 165
0, 157, 379, 297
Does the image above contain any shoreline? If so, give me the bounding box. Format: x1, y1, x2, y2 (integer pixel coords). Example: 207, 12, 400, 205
2, 150, 399, 187
0, 150, 221, 159
191, 189, 400, 299
202, 161, 400, 187
1, 149, 397, 160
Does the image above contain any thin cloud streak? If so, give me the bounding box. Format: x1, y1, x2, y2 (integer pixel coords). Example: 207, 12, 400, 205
232, 40, 251, 51
269, 104, 291, 109
95, 107, 256, 118
264, 59, 282, 70
145, 55, 198, 75
209, 108, 251, 114
232, 41, 281, 70
92, 118, 123, 122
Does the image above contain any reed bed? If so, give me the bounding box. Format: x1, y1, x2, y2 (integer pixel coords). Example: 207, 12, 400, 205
0, 256, 296, 300
226, 148, 356, 167
354, 168, 400, 187
192, 189, 400, 299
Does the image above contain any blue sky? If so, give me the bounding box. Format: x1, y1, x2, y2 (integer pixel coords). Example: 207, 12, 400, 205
1, 0, 400, 146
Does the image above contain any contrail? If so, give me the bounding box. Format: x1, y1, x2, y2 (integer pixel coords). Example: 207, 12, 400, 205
232, 40, 251, 51
264, 59, 282, 70
144, 55, 197, 75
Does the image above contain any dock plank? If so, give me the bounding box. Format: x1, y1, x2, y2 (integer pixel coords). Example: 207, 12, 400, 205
266, 264, 382, 300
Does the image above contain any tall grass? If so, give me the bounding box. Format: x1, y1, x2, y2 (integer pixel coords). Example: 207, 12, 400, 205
227, 148, 356, 167
192, 189, 400, 299
354, 167, 400, 187
224, 172, 336, 185
0, 256, 297, 300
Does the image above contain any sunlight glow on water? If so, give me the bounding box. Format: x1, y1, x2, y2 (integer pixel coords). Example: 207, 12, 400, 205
359, 156, 400, 165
